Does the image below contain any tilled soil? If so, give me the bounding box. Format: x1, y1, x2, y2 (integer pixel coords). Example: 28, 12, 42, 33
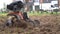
0, 15, 60, 34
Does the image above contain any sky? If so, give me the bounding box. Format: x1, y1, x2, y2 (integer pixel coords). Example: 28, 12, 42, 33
0, 0, 13, 9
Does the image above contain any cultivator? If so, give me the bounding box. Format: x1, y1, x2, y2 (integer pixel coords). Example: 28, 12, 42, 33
6, 12, 40, 27
5, 1, 40, 28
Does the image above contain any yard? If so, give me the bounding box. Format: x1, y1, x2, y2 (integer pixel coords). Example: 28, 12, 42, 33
0, 11, 60, 16
0, 11, 60, 34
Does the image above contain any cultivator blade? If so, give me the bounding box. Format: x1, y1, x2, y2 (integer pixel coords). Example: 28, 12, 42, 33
33, 20, 40, 27
5, 16, 40, 28
26, 19, 40, 27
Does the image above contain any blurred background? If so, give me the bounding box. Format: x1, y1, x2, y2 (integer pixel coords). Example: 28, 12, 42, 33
0, 0, 60, 13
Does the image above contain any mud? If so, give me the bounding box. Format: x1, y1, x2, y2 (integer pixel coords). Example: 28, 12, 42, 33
0, 15, 60, 34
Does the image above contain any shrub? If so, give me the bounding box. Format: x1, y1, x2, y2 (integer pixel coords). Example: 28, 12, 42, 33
40, 9, 44, 13
53, 9, 59, 12
40, 9, 44, 11
44, 10, 48, 13
53, 9, 59, 14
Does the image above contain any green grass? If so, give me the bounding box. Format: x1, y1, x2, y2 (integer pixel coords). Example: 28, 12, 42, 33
0, 12, 8, 16
28, 11, 60, 16
0, 11, 60, 16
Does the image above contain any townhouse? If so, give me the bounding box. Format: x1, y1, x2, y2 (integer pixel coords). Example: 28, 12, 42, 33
33, 0, 58, 11
12, 0, 58, 11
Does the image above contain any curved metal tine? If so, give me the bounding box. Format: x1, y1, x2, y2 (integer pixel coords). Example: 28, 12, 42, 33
26, 19, 40, 27
29, 20, 35, 27
33, 20, 40, 27
5, 19, 13, 27
26, 19, 36, 27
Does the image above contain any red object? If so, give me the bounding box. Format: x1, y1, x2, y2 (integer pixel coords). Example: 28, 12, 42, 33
8, 11, 23, 19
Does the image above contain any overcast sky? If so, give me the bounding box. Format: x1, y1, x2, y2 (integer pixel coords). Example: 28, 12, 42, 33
0, 0, 13, 9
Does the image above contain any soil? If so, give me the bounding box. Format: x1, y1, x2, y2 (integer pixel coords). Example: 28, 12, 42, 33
0, 14, 60, 34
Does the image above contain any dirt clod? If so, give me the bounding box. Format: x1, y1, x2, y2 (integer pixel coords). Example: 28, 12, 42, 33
0, 15, 60, 34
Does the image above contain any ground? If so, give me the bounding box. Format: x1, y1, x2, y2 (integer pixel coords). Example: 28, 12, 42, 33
0, 14, 60, 34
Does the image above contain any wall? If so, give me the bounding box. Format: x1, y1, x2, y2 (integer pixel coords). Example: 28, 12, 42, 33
32, 0, 58, 11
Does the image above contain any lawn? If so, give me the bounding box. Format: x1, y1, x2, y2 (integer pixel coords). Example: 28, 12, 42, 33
28, 11, 60, 16
0, 11, 60, 16
0, 12, 8, 16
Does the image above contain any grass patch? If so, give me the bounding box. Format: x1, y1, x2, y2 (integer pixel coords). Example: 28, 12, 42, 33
0, 12, 8, 16
0, 11, 60, 16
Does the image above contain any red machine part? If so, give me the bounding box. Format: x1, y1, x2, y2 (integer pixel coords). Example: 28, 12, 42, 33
8, 11, 23, 19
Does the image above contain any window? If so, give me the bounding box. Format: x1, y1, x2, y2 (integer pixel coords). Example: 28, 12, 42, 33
35, 5, 40, 11
54, 4, 58, 7
43, 0, 52, 3
33, 0, 39, 2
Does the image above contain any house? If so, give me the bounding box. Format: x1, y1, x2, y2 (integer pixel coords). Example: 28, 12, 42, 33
33, 0, 58, 11
12, 0, 58, 11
